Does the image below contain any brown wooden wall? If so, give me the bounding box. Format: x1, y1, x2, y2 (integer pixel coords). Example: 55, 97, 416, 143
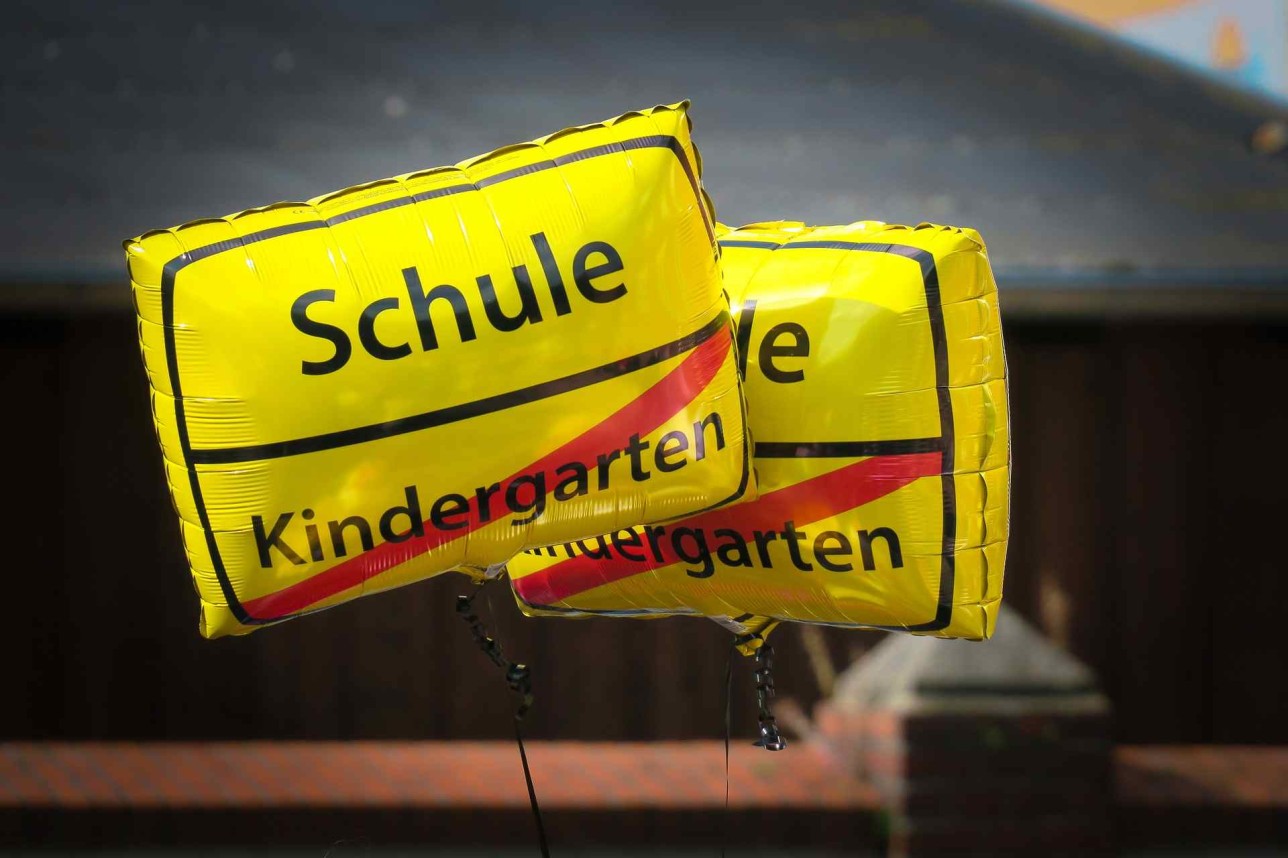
2, 311, 1285, 744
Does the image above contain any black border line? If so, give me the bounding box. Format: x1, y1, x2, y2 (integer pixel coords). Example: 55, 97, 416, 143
310, 136, 715, 245
191, 312, 729, 465
159, 134, 724, 627
517, 237, 957, 634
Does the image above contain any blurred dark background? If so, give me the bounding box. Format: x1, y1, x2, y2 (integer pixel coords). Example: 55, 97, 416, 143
3, 0, 1287, 751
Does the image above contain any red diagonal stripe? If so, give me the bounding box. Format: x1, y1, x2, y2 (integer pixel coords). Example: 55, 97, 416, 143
242, 327, 734, 620
512, 451, 941, 606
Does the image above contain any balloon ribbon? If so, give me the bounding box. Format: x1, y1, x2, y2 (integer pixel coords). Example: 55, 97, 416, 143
456, 583, 550, 858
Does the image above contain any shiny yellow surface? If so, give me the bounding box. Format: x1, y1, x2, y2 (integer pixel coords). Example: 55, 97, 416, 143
127, 103, 751, 638
506, 221, 1009, 641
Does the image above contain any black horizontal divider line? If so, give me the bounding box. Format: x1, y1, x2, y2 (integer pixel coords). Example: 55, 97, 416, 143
190, 312, 728, 465
159, 133, 715, 626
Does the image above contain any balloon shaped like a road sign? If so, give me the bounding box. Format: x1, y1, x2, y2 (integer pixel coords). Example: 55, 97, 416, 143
507, 221, 1009, 646
127, 103, 751, 638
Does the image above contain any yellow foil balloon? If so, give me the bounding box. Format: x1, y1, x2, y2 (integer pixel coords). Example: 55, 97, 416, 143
127, 103, 752, 638
507, 221, 1008, 642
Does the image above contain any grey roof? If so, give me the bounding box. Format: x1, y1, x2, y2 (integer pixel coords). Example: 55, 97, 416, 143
831, 608, 1109, 715
4, 0, 1288, 310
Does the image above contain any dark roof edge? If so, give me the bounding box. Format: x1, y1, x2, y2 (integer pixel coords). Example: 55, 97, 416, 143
1001, 284, 1288, 320
0, 283, 133, 314
3, 281, 1288, 322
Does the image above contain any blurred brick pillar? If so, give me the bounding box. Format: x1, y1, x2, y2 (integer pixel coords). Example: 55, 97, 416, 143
815, 608, 1112, 856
